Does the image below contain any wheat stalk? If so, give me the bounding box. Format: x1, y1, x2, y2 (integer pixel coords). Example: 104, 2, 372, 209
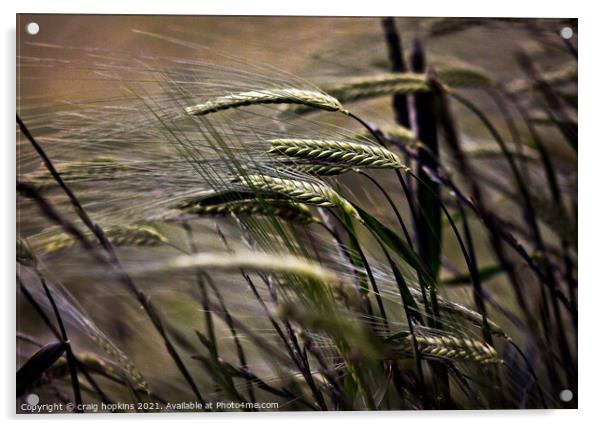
393, 331, 502, 364
42, 225, 167, 254
185, 88, 347, 116
238, 174, 361, 221
267, 138, 409, 170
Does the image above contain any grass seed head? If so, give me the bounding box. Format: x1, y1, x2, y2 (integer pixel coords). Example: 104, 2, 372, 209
392, 331, 502, 364
25, 158, 133, 189
267, 138, 408, 171
238, 174, 362, 221
410, 288, 506, 336
292, 164, 352, 176
437, 64, 494, 88
42, 225, 167, 254
186, 88, 346, 116
182, 198, 318, 224
324, 73, 431, 104
163, 250, 340, 285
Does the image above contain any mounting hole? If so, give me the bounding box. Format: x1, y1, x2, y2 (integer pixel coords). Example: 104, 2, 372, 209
560, 27, 573, 40
26, 22, 39, 36
26, 393, 39, 406
559, 389, 573, 402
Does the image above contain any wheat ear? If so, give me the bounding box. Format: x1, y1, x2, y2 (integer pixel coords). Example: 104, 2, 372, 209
87, 334, 148, 391
292, 164, 352, 176
410, 288, 505, 336
44, 352, 147, 393
42, 225, 167, 254
181, 198, 318, 224
323, 73, 431, 104
239, 174, 361, 221
185, 88, 347, 116
48, 353, 122, 381
25, 157, 132, 188
437, 64, 493, 88
393, 332, 502, 364
439, 300, 505, 337
267, 138, 409, 170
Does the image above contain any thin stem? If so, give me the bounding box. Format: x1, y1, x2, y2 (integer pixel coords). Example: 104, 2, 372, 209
344, 111, 574, 317
330, 210, 390, 334
17, 115, 205, 404
358, 171, 413, 246
182, 222, 218, 361
38, 276, 83, 411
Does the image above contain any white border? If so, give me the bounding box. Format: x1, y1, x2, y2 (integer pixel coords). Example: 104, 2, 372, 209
6, 0, 582, 17
3, 1, 595, 426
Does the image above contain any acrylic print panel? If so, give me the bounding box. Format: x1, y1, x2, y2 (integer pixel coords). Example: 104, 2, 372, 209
16, 15, 577, 412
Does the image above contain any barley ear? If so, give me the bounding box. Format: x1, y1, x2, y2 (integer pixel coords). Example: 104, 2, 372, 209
42, 225, 168, 254
238, 174, 362, 222
186, 88, 348, 116
267, 138, 409, 171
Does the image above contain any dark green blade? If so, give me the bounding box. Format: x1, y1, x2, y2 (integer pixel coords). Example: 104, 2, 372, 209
353, 203, 431, 282
441, 264, 506, 286
17, 342, 65, 397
